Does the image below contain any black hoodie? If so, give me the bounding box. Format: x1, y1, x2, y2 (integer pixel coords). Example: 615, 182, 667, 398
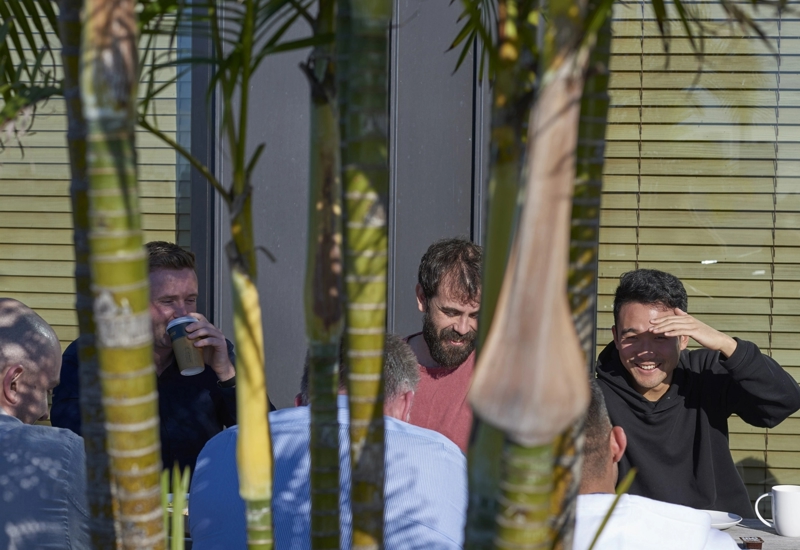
596, 338, 800, 518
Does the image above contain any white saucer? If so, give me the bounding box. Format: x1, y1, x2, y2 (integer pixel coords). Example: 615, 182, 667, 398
703, 510, 743, 530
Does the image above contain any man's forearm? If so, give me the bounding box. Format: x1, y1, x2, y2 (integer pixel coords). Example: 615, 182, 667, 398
724, 339, 800, 427
717, 334, 738, 359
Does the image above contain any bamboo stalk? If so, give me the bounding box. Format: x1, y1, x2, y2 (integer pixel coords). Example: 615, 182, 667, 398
60, 0, 119, 545
338, 0, 392, 544
232, 267, 273, 550
476, 0, 537, 350
470, 29, 589, 455
82, 0, 164, 546
495, 443, 554, 548
469, 0, 594, 548
476, 59, 588, 546
569, 5, 612, 369
195, 1, 277, 548
302, 0, 344, 545
465, 422, 505, 549
467, 2, 539, 546
548, 423, 583, 549
550, 11, 613, 550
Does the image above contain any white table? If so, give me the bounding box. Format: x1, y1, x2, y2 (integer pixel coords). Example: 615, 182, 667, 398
726, 518, 800, 549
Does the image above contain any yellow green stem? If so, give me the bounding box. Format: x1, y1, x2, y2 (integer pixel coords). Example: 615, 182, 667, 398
82, 0, 164, 546
60, 0, 118, 545
232, 268, 274, 550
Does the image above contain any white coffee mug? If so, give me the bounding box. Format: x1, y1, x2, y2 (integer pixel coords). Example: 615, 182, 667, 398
755, 485, 800, 537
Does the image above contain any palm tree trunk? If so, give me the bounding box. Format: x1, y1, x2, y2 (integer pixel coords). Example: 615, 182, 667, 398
302, 0, 344, 546
489, 58, 588, 550
81, 0, 164, 547
466, 2, 539, 546
476, 0, 537, 349
550, 12, 613, 550
60, 0, 119, 546
337, 0, 392, 544
230, 264, 273, 550
469, 0, 594, 546
216, 2, 275, 547
569, 5, 611, 370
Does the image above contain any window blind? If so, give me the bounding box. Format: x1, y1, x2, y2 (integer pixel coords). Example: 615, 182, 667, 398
600, 0, 800, 504
0, 30, 181, 350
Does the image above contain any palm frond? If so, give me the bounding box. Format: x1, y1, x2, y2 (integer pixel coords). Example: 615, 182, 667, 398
451, 0, 496, 75
0, 0, 61, 140
581, 0, 614, 44
719, 0, 776, 53
650, 0, 671, 52
661, 0, 780, 61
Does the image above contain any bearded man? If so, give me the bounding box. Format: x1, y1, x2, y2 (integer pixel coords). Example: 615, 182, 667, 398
406, 238, 481, 452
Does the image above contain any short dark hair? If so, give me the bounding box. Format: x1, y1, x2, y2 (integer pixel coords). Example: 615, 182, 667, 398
417, 238, 482, 303
146, 241, 196, 272
299, 334, 420, 405
612, 269, 688, 325
583, 378, 612, 483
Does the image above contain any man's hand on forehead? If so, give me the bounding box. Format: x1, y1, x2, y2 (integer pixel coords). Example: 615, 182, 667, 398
649, 308, 738, 358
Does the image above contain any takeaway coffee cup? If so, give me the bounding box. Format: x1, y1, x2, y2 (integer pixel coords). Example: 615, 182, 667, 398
166, 316, 205, 376
755, 485, 800, 537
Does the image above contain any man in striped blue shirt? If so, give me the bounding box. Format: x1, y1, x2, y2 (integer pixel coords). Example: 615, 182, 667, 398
0, 298, 89, 550
189, 334, 467, 550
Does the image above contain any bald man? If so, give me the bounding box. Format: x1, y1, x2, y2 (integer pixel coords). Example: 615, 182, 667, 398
574, 379, 737, 550
0, 298, 90, 550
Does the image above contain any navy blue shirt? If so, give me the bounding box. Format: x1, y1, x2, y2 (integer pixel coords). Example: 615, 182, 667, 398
52, 339, 239, 473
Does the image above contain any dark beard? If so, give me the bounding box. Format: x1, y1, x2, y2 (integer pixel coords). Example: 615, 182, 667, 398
422, 311, 476, 369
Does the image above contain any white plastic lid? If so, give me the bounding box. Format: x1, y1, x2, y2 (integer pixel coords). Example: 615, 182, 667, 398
167, 316, 197, 330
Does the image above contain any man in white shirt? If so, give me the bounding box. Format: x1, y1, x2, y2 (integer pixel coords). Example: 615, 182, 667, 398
575, 379, 738, 550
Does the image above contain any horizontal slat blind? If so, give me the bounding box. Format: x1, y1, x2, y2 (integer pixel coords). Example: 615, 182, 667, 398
0, 29, 180, 350
600, 0, 800, 507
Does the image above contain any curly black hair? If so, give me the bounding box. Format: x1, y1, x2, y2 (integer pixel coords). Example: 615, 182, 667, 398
613, 268, 688, 325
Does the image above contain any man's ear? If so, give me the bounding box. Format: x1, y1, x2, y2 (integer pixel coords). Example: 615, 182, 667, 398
415, 284, 427, 313
385, 390, 415, 422
609, 425, 627, 463
294, 393, 303, 407
679, 334, 690, 351
2, 365, 23, 405
612, 325, 620, 349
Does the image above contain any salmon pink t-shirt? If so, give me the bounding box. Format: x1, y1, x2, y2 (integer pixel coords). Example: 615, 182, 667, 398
405, 332, 474, 452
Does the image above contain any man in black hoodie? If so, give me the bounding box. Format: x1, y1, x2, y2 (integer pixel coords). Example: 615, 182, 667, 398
595, 269, 800, 518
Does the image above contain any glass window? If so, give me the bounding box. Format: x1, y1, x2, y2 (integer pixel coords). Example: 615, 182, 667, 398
600, 0, 800, 504
0, 22, 188, 350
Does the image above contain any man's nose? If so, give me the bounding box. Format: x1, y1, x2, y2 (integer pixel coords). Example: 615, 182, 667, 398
454, 316, 471, 335
172, 302, 188, 318
636, 343, 656, 356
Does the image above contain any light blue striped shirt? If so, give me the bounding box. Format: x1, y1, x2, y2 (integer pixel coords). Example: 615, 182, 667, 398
190, 395, 467, 549
0, 414, 89, 550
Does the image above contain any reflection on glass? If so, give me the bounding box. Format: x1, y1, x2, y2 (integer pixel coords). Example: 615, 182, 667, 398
176, 33, 193, 249
599, 0, 799, 508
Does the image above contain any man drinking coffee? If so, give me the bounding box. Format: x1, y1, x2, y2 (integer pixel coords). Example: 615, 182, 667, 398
51, 241, 241, 473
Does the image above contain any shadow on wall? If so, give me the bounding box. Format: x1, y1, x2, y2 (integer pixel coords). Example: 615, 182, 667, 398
736, 456, 778, 519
